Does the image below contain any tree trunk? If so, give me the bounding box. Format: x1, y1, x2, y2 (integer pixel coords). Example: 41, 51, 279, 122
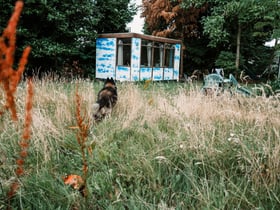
275, 39, 280, 79
277, 51, 280, 79
235, 22, 241, 78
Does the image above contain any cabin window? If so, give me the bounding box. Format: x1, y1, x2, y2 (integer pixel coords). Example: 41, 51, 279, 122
141, 41, 175, 68
153, 42, 164, 67
117, 38, 131, 66
164, 44, 175, 68
141, 40, 152, 67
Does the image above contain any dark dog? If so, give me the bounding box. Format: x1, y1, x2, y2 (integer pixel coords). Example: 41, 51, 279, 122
93, 77, 117, 122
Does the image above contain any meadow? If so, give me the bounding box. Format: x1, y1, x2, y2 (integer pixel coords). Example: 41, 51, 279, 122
0, 79, 279, 209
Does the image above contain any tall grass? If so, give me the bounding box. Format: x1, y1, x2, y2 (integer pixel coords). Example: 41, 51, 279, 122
1, 79, 279, 209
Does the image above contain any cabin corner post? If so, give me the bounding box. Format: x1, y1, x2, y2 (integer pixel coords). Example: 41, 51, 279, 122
180, 42, 183, 81
131, 37, 141, 81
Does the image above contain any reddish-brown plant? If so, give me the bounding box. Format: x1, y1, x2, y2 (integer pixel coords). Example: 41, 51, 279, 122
7, 78, 33, 208
73, 86, 90, 197
1, 1, 33, 208
0, 1, 31, 121
63, 89, 91, 199
17, 77, 33, 171
142, 0, 208, 39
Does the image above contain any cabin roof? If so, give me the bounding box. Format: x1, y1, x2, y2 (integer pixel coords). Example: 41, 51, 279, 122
97, 33, 182, 44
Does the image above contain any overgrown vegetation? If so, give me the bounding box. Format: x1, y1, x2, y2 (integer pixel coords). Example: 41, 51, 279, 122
256, 79, 280, 96
0, 1, 280, 209
1, 80, 279, 209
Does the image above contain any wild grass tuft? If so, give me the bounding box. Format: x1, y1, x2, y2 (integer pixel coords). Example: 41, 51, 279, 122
2, 80, 279, 209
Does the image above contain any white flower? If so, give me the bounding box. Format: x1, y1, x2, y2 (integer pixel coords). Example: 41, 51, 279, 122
155, 156, 166, 161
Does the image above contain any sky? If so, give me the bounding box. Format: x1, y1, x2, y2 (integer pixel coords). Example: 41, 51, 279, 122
126, 0, 144, 34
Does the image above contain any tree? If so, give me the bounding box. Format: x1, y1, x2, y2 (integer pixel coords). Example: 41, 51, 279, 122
141, 0, 213, 72
142, 0, 208, 39
202, 0, 280, 76
94, 0, 137, 34
141, 0, 280, 79
0, 0, 136, 78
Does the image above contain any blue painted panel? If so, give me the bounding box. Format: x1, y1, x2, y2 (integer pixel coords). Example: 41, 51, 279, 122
131, 38, 141, 81
140, 67, 152, 80
116, 66, 130, 81
164, 68, 173, 80
96, 38, 116, 79
153, 67, 163, 81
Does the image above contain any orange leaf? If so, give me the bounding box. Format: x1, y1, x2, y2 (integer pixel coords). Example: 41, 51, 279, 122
63, 174, 84, 190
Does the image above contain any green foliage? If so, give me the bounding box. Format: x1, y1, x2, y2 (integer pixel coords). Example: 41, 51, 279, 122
177, 0, 280, 77
184, 37, 219, 71
202, 15, 229, 47
181, 0, 205, 8
94, 0, 137, 34
215, 51, 244, 75
256, 79, 280, 96
183, 0, 280, 77
269, 79, 280, 93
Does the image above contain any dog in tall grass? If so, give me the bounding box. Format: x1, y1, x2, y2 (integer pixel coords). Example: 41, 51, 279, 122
93, 77, 118, 122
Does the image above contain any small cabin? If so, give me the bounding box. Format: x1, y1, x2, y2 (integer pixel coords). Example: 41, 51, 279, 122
95, 33, 182, 81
